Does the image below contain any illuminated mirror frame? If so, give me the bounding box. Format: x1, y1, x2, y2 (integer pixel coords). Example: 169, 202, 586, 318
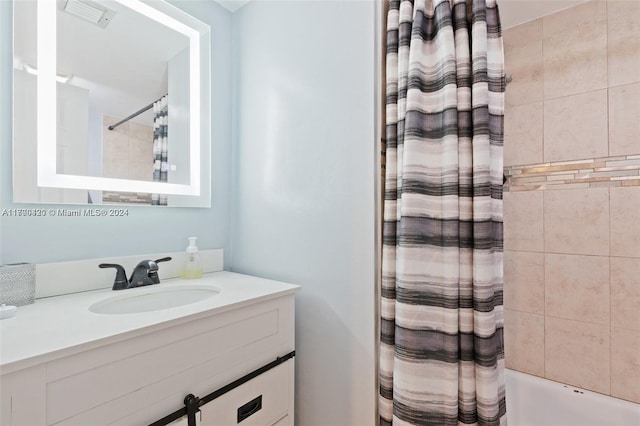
36, 0, 205, 196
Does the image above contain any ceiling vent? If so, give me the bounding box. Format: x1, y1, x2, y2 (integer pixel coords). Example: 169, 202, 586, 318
60, 0, 115, 28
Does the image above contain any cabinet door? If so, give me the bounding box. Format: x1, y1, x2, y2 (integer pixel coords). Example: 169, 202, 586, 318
0, 366, 46, 426
199, 360, 293, 426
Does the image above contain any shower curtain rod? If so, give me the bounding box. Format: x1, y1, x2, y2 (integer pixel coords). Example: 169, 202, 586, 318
108, 94, 167, 131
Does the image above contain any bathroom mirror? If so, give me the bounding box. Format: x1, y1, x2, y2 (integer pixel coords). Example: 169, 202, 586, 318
12, 0, 211, 206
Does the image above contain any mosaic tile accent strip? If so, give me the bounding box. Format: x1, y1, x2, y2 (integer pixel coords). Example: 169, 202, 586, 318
102, 191, 153, 205
504, 155, 640, 192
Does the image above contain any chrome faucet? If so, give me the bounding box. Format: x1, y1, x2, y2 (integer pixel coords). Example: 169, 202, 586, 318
99, 257, 172, 290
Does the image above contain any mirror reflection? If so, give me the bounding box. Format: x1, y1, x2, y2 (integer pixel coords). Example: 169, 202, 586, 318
13, 0, 210, 207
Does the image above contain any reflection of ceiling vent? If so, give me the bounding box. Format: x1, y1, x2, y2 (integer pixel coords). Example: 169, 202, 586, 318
61, 0, 115, 28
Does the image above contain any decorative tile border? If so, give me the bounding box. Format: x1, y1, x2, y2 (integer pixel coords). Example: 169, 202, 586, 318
102, 191, 153, 205
505, 155, 640, 192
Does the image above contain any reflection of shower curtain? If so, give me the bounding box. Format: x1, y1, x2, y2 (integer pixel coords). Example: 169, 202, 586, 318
152, 95, 168, 206
379, 0, 506, 425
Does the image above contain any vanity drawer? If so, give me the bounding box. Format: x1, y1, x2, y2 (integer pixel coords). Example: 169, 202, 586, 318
199, 359, 293, 426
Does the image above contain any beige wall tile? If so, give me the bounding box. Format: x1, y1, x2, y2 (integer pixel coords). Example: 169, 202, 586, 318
103, 157, 129, 180
609, 83, 640, 157
504, 251, 544, 314
504, 309, 545, 377
103, 115, 129, 138
611, 327, 640, 403
610, 187, 640, 257
129, 136, 153, 165
102, 118, 155, 182
545, 317, 610, 394
504, 191, 544, 252
504, 103, 543, 166
544, 90, 608, 162
102, 114, 121, 128
129, 160, 154, 182
129, 122, 154, 142
544, 188, 609, 256
504, 19, 543, 107
543, 1, 607, 99
103, 130, 129, 180
545, 254, 610, 324
608, 0, 640, 87
103, 129, 128, 158
610, 257, 640, 331
543, 1, 607, 36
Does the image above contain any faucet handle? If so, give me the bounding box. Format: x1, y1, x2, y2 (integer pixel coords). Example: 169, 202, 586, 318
130, 257, 172, 287
134, 257, 171, 271
148, 257, 171, 274
99, 263, 129, 290
148, 257, 171, 284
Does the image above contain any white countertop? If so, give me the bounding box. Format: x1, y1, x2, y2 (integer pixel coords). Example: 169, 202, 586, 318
0, 271, 299, 375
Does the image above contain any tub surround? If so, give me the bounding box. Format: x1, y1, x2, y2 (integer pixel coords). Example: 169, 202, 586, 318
503, 0, 640, 404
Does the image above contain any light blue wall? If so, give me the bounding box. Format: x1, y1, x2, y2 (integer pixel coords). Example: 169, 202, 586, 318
0, 0, 234, 265
230, 2, 377, 424
1, 1, 378, 422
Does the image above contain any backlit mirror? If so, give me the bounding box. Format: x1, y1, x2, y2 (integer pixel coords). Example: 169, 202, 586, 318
12, 0, 211, 206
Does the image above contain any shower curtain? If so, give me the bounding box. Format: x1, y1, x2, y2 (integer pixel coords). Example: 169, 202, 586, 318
152, 95, 169, 206
379, 0, 506, 425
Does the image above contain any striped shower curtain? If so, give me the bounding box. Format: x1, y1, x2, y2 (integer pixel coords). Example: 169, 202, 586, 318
152, 95, 169, 206
379, 0, 506, 425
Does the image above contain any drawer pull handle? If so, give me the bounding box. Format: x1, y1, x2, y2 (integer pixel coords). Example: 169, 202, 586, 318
237, 395, 262, 423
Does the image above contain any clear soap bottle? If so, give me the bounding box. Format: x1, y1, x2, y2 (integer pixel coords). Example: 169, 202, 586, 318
182, 237, 203, 279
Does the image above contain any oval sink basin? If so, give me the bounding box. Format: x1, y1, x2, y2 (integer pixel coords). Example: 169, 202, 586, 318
89, 285, 220, 314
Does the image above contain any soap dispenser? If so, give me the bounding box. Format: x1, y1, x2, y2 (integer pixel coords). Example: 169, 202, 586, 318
182, 237, 203, 279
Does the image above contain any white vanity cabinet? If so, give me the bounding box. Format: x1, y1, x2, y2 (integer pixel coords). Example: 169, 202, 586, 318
0, 275, 297, 426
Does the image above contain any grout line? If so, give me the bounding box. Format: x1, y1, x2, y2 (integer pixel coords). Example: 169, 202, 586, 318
542, 182, 546, 378
610, 324, 640, 333
609, 254, 613, 396
609, 254, 640, 260
542, 86, 609, 104
608, 184, 613, 396
543, 313, 610, 327
543, 252, 610, 258
605, 0, 610, 159
505, 307, 544, 317
607, 86, 611, 158
504, 248, 545, 254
